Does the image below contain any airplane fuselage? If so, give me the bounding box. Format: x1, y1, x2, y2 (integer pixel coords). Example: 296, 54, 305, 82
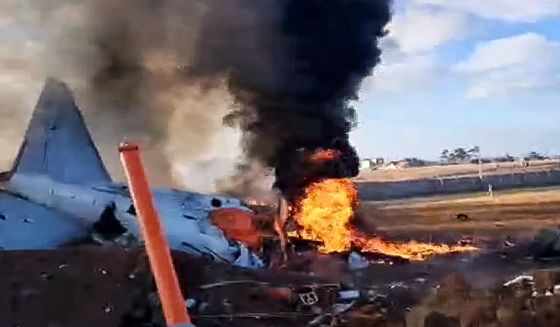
0, 79, 263, 269
2, 173, 261, 267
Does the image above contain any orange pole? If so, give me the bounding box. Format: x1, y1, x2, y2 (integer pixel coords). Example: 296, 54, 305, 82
119, 142, 191, 326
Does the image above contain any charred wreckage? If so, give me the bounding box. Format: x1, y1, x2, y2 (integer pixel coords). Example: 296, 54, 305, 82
0, 79, 476, 268
0, 79, 482, 327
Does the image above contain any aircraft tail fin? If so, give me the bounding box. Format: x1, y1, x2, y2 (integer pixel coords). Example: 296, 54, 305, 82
10, 78, 111, 184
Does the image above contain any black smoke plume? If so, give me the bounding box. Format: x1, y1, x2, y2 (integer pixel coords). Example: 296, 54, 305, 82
11, 0, 391, 196
191, 0, 392, 199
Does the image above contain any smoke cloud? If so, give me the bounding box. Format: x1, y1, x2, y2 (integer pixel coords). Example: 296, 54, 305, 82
0, 0, 391, 197
190, 0, 392, 198
0, 0, 243, 188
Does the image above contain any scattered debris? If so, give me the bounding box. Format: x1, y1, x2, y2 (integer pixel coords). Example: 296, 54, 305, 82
3, 245, 560, 326
504, 235, 516, 247
103, 304, 114, 314
348, 251, 370, 270
455, 213, 471, 222
186, 298, 197, 309
503, 275, 534, 287
338, 290, 360, 301
458, 236, 474, 247
389, 282, 409, 290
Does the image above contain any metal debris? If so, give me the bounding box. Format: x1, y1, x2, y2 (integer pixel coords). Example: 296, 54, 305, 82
40, 272, 53, 280
103, 304, 113, 314
298, 289, 319, 306
348, 251, 369, 270
503, 275, 534, 287
185, 298, 197, 309
389, 281, 408, 289
338, 290, 360, 300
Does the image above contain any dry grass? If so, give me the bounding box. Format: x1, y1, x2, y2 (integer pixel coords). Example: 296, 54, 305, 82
358, 187, 560, 240
355, 159, 560, 182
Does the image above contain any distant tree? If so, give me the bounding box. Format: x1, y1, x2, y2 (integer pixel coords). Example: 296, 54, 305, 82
404, 158, 426, 167
468, 146, 480, 157
453, 148, 471, 162
495, 154, 515, 163
440, 149, 449, 162
447, 152, 457, 163
526, 151, 546, 161
469, 146, 481, 165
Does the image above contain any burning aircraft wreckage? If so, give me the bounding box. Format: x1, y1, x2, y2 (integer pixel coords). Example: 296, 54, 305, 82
0, 78, 482, 326
3, 0, 560, 326
4, 81, 560, 327
0, 79, 475, 265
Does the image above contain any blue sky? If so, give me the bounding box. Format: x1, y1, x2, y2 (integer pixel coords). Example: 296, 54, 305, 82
351, 0, 560, 160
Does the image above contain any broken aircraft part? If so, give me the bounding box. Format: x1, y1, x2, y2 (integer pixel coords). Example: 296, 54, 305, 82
0, 78, 262, 269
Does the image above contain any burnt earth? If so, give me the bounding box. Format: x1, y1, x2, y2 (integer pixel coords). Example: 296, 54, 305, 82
0, 246, 333, 327
0, 246, 145, 327
2, 244, 560, 327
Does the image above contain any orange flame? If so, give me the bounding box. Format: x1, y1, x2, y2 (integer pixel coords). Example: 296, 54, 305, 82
293, 178, 478, 261
293, 179, 357, 252
309, 149, 341, 162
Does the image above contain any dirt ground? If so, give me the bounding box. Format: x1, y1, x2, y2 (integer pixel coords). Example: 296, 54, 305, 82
356, 160, 560, 182
0, 246, 335, 327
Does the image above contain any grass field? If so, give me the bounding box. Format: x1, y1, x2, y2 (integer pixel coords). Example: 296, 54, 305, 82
358, 186, 560, 242
355, 159, 560, 182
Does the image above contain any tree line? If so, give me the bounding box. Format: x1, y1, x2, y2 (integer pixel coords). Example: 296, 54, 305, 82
440, 147, 548, 164
440, 146, 480, 163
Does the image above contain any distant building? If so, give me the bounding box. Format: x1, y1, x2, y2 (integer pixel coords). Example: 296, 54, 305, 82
379, 158, 426, 170
380, 161, 399, 170
360, 159, 374, 171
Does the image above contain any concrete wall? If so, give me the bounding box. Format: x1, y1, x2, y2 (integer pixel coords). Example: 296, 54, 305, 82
357, 170, 560, 201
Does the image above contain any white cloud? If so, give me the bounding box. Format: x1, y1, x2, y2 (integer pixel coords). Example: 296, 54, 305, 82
414, 0, 560, 23
365, 3, 463, 93
369, 50, 439, 91
389, 7, 468, 53
364, 0, 482, 94
454, 33, 560, 98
